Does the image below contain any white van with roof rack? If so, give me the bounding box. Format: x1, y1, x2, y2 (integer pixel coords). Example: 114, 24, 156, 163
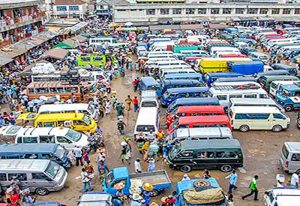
0, 126, 89, 150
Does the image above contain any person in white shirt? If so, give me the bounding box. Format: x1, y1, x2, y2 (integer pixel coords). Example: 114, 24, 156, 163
291, 172, 299, 188
134, 158, 142, 173
81, 168, 92, 192
73, 146, 83, 166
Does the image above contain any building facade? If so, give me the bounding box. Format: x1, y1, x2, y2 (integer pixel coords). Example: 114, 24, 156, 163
113, 1, 300, 24
52, 0, 88, 19
96, 0, 112, 17
0, 0, 46, 48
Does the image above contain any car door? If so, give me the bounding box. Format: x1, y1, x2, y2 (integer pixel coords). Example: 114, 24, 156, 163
30, 172, 55, 190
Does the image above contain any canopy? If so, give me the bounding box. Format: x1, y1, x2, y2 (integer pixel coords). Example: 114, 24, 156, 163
53, 42, 74, 49
43, 48, 69, 60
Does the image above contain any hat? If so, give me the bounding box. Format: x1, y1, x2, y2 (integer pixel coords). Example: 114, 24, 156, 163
142, 183, 153, 191
132, 193, 142, 201
114, 182, 125, 190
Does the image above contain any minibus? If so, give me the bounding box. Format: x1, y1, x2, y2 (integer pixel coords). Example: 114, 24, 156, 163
210, 47, 240, 56
276, 83, 300, 111
280, 142, 300, 173
229, 98, 284, 112
138, 77, 160, 91
205, 72, 243, 86
256, 70, 290, 80
168, 115, 231, 134
38, 103, 99, 120
163, 73, 203, 82
160, 68, 196, 79
134, 107, 159, 138
269, 80, 300, 97
215, 76, 256, 83
0, 159, 67, 195
167, 127, 233, 144
229, 106, 290, 132
156, 60, 187, 68
166, 105, 225, 126
161, 87, 209, 107
147, 54, 175, 60
166, 97, 220, 115
33, 113, 97, 134
271, 64, 298, 76
0, 126, 89, 150
0, 143, 71, 168
248, 52, 269, 64
166, 139, 243, 172
158, 79, 205, 97
259, 75, 299, 91
209, 83, 269, 108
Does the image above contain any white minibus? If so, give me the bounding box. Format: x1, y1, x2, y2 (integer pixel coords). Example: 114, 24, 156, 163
229, 98, 284, 112
134, 107, 159, 138
229, 106, 290, 132
160, 68, 196, 78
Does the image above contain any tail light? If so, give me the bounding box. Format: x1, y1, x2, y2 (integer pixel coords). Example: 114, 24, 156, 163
285, 161, 289, 168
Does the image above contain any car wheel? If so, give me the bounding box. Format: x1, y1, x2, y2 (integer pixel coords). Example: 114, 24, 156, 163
220, 165, 232, 172
180, 165, 192, 173
284, 105, 293, 112
151, 189, 160, 197
35, 188, 49, 196
239, 125, 249, 132
272, 125, 283, 132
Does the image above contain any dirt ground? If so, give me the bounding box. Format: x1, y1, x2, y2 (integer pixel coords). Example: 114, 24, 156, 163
34, 68, 300, 206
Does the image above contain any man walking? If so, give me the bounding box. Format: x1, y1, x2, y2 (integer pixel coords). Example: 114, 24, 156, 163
226, 169, 238, 193
132, 96, 139, 112
73, 146, 83, 166
81, 168, 92, 192
125, 95, 132, 111
242, 175, 259, 201
291, 172, 299, 188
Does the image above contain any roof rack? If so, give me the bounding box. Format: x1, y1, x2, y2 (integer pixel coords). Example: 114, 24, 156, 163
213, 83, 261, 91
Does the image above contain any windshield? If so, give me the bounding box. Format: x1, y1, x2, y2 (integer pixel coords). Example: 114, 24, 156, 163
172, 120, 179, 129
54, 146, 65, 159
105, 172, 114, 187
83, 115, 92, 125
88, 104, 95, 115
282, 144, 289, 159
89, 83, 97, 93
66, 129, 82, 142
163, 91, 170, 99
45, 161, 60, 179
280, 88, 291, 97
271, 82, 278, 89
169, 144, 180, 159
141, 101, 157, 107
136, 125, 155, 132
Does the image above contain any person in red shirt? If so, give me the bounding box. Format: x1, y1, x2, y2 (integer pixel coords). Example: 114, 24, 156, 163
132, 78, 139, 92
9, 190, 20, 206
132, 96, 139, 112
165, 195, 176, 206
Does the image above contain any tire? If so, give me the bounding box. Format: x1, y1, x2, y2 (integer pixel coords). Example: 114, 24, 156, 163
272, 125, 283, 132
284, 105, 293, 112
239, 125, 249, 132
151, 189, 160, 197
220, 165, 232, 172
35, 188, 49, 196
180, 165, 192, 173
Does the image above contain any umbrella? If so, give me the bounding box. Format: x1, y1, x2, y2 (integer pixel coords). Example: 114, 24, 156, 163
109, 22, 119, 28
125, 22, 133, 27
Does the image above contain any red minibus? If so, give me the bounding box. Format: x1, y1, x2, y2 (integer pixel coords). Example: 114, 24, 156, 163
166, 105, 225, 126
168, 115, 232, 134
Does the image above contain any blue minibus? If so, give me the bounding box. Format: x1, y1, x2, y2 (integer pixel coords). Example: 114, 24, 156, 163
205, 72, 243, 86
0, 143, 71, 169
166, 97, 220, 115
276, 83, 300, 111
157, 79, 206, 97
161, 87, 209, 107
138, 77, 160, 92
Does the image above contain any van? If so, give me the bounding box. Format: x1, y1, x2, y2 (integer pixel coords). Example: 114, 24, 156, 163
166, 97, 220, 115
215, 76, 257, 83
264, 187, 300, 206
248, 52, 269, 64
205, 72, 243, 86
161, 87, 209, 107
168, 115, 231, 134
229, 98, 284, 112
259, 75, 299, 91
0, 126, 89, 150
0, 159, 67, 195
0, 143, 71, 169
209, 83, 269, 108
134, 107, 159, 138
275, 83, 300, 111
269, 80, 300, 97
158, 79, 205, 97
166, 105, 225, 126
280, 142, 300, 173
255, 70, 290, 80
272, 63, 298, 76
166, 139, 243, 172
229, 106, 290, 132
167, 127, 233, 144
33, 113, 97, 134
38, 103, 99, 121
138, 77, 160, 92
160, 68, 196, 79
163, 73, 203, 82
